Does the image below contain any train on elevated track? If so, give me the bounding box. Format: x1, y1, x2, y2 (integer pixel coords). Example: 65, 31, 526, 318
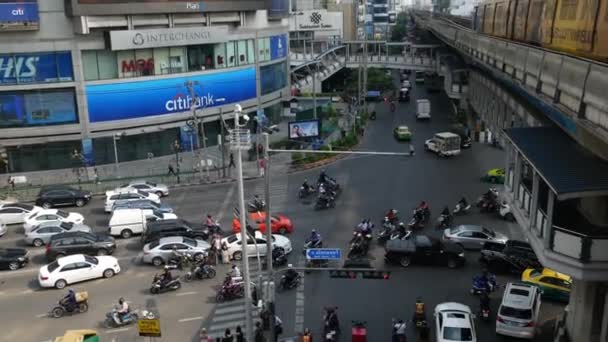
473, 0, 608, 62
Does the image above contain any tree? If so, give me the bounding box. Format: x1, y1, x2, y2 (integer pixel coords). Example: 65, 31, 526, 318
344, 68, 396, 95
390, 12, 409, 42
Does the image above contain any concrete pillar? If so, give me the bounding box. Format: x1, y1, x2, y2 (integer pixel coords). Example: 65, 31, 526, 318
601, 290, 608, 342
567, 280, 598, 342
513, 152, 522, 199
544, 191, 554, 245
504, 144, 513, 192
529, 172, 540, 231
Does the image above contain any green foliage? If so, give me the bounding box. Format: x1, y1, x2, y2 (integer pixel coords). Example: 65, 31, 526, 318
345, 68, 396, 95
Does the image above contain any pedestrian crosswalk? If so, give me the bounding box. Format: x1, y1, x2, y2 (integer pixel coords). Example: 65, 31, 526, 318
247, 181, 290, 213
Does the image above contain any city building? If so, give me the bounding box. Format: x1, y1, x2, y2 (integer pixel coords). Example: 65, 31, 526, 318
0, 0, 290, 173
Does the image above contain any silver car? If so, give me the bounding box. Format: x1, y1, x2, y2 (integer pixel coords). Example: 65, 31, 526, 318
111, 199, 173, 213
116, 180, 169, 197
24, 221, 92, 247
442, 225, 508, 250
142, 236, 210, 266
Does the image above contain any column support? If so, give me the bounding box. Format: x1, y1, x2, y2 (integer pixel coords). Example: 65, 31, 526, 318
529, 171, 540, 231
544, 191, 554, 246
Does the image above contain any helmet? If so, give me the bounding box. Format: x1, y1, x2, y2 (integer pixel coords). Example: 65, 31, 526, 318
207, 214, 212, 218
311, 229, 316, 233
232, 264, 237, 269
399, 222, 405, 227
164, 265, 170, 270
119, 297, 124, 304
287, 264, 293, 269
68, 288, 74, 294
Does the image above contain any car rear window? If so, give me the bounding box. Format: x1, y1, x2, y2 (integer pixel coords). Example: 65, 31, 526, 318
14, 203, 33, 210
148, 240, 160, 249
443, 327, 472, 341
84, 255, 98, 265
60, 222, 74, 230
183, 237, 196, 246
47, 261, 60, 273
500, 305, 532, 319
227, 235, 238, 243
56, 210, 69, 218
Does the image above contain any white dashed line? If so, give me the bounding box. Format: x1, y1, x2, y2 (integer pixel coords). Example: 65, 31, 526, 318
35, 313, 47, 318
216, 184, 236, 222
104, 327, 130, 333
178, 316, 204, 322
175, 291, 198, 296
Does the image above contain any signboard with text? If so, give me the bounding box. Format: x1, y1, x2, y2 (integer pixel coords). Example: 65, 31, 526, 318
0, 51, 73, 85
86, 67, 256, 123
0, 0, 39, 31
137, 318, 161, 337
270, 34, 287, 60
109, 26, 229, 50
289, 9, 342, 31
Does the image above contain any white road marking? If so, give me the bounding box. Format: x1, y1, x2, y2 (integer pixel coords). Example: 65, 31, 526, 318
21, 289, 33, 294
178, 316, 204, 322
35, 313, 47, 318
104, 327, 130, 333
175, 291, 198, 296
216, 184, 235, 222
211, 312, 247, 323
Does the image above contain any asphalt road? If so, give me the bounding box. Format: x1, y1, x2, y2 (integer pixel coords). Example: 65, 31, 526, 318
0, 72, 565, 342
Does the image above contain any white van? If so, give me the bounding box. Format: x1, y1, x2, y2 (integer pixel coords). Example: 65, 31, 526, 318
416, 99, 431, 120
496, 282, 542, 339
109, 208, 177, 238
424, 132, 461, 157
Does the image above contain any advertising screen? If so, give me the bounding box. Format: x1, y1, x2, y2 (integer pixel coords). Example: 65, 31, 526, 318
0, 0, 38, 31
67, 0, 265, 16
0, 89, 78, 128
0, 51, 73, 85
86, 67, 256, 123
288, 120, 320, 139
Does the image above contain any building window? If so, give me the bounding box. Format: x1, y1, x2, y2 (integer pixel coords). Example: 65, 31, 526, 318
0, 51, 73, 85
237, 40, 248, 65
260, 61, 286, 95
97, 51, 118, 79
0, 88, 78, 128
169, 47, 186, 73
214, 43, 226, 68
247, 39, 255, 64
82, 51, 99, 81
117, 50, 136, 78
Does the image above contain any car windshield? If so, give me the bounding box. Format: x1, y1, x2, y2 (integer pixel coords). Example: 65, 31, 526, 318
137, 190, 148, 197
450, 226, 464, 234
14, 203, 33, 210
443, 327, 473, 341
59, 222, 74, 230
148, 240, 160, 249
152, 209, 163, 218
183, 237, 196, 246
47, 261, 60, 273
28, 212, 38, 220
482, 227, 495, 237
84, 256, 99, 265
529, 269, 542, 278
500, 305, 532, 319
56, 210, 69, 218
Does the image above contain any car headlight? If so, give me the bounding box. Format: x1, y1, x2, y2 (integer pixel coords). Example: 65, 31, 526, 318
17, 257, 25, 261
458, 252, 464, 257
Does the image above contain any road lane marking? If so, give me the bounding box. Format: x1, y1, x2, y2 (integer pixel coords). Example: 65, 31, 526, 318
35, 313, 47, 318
216, 184, 235, 222
212, 312, 247, 323
214, 305, 258, 315
178, 316, 204, 322
104, 327, 130, 333
175, 291, 198, 296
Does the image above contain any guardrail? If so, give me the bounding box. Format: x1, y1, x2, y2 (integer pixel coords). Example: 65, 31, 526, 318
417, 15, 608, 144
551, 225, 608, 263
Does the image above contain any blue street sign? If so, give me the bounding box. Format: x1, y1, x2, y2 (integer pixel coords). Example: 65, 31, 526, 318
306, 248, 342, 260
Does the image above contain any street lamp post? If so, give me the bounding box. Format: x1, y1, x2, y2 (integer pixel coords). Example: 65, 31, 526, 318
112, 133, 121, 177
230, 104, 253, 341
172, 140, 181, 184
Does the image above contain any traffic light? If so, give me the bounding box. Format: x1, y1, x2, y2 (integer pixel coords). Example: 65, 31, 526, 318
329, 269, 390, 280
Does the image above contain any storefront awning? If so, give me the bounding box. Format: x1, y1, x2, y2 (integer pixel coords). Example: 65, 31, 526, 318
504, 126, 608, 199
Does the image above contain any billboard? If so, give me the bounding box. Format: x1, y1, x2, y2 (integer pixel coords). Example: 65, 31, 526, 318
0, 89, 78, 128
0, 51, 73, 85
66, 0, 266, 16
288, 120, 320, 139
86, 67, 256, 123
0, 0, 39, 31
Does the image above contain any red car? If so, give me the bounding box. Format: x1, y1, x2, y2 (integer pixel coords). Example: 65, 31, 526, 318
232, 212, 294, 234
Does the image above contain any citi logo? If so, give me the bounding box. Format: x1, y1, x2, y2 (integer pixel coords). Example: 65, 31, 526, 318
11, 8, 24, 16
165, 93, 215, 112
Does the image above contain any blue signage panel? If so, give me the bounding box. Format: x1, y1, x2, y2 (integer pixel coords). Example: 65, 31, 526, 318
0, 51, 73, 85
306, 248, 342, 260
0, 89, 78, 128
81, 138, 94, 167
86, 67, 257, 123
270, 34, 287, 60
179, 126, 199, 152
0, 1, 39, 31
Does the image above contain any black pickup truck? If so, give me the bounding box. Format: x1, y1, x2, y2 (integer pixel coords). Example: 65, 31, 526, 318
384, 234, 465, 269
479, 240, 541, 273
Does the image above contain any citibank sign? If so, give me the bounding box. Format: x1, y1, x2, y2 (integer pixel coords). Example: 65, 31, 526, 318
109, 26, 229, 50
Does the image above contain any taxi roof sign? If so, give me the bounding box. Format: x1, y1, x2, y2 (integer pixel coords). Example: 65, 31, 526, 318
138, 318, 161, 337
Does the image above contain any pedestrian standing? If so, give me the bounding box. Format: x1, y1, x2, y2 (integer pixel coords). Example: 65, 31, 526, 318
222, 328, 234, 342
7, 176, 15, 190
409, 144, 415, 156
229, 153, 236, 168
235, 326, 244, 342
221, 241, 230, 264
168, 164, 177, 176
93, 168, 99, 184
213, 234, 222, 265
274, 315, 283, 341
200, 328, 212, 342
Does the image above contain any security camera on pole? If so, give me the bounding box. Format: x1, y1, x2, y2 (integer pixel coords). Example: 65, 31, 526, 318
229, 104, 254, 341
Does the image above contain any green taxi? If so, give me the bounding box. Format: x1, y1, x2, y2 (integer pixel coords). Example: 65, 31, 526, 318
393, 125, 413, 141
522, 268, 572, 302
482, 168, 505, 184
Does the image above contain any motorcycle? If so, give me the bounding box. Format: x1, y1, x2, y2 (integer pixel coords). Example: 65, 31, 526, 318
271, 247, 288, 267
323, 307, 340, 342
49, 292, 89, 318
453, 202, 471, 215
315, 195, 335, 210
408, 215, 425, 230
167, 252, 197, 270
392, 319, 407, 342
278, 273, 301, 292
150, 274, 181, 294
247, 197, 266, 212
499, 202, 515, 221
302, 238, 323, 255
216, 283, 245, 302
370, 111, 377, 120
470, 274, 497, 295
377, 220, 394, 244
480, 307, 491, 322
204, 220, 222, 236
104, 307, 143, 328
352, 320, 367, 342
318, 177, 340, 193
477, 188, 499, 212
348, 237, 368, 259
298, 185, 316, 198
413, 316, 430, 340
185, 263, 217, 282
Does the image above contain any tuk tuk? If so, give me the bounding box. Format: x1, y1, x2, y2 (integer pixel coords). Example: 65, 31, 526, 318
54, 329, 99, 342
399, 88, 410, 102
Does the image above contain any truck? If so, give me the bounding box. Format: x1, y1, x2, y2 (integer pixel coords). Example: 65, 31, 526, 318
424, 132, 461, 157
416, 99, 431, 120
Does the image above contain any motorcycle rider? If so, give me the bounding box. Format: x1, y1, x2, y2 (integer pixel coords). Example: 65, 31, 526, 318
393, 319, 407, 341
413, 297, 426, 324
231, 264, 242, 279
318, 170, 329, 185
386, 209, 398, 224
113, 297, 130, 324
171, 246, 185, 269
160, 266, 173, 287
252, 194, 264, 209
397, 222, 407, 238
324, 306, 340, 334
283, 264, 299, 287
458, 197, 469, 208
61, 288, 77, 312
307, 229, 322, 247
301, 179, 312, 193
416, 201, 430, 220
439, 206, 452, 227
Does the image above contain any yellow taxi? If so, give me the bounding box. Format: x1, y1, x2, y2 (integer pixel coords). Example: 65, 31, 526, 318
54, 329, 99, 342
521, 268, 572, 302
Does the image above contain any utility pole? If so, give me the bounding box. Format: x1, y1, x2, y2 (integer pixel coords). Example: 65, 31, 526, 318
262, 132, 276, 342
231, 104, 253, 341
219, 108, 227, 178
112, 133, 121, 177
312, 62, 318, 119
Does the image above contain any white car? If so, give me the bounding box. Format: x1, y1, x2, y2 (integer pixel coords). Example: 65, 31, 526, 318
0, 203, 42, 225
38, 254, 121, 289
434, 302, 477, 342
0, 221, 6, 237
221, 231, 292, 261
104, 189, 160, 212
23, 209, 84, 233
114, 180, 169, 197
